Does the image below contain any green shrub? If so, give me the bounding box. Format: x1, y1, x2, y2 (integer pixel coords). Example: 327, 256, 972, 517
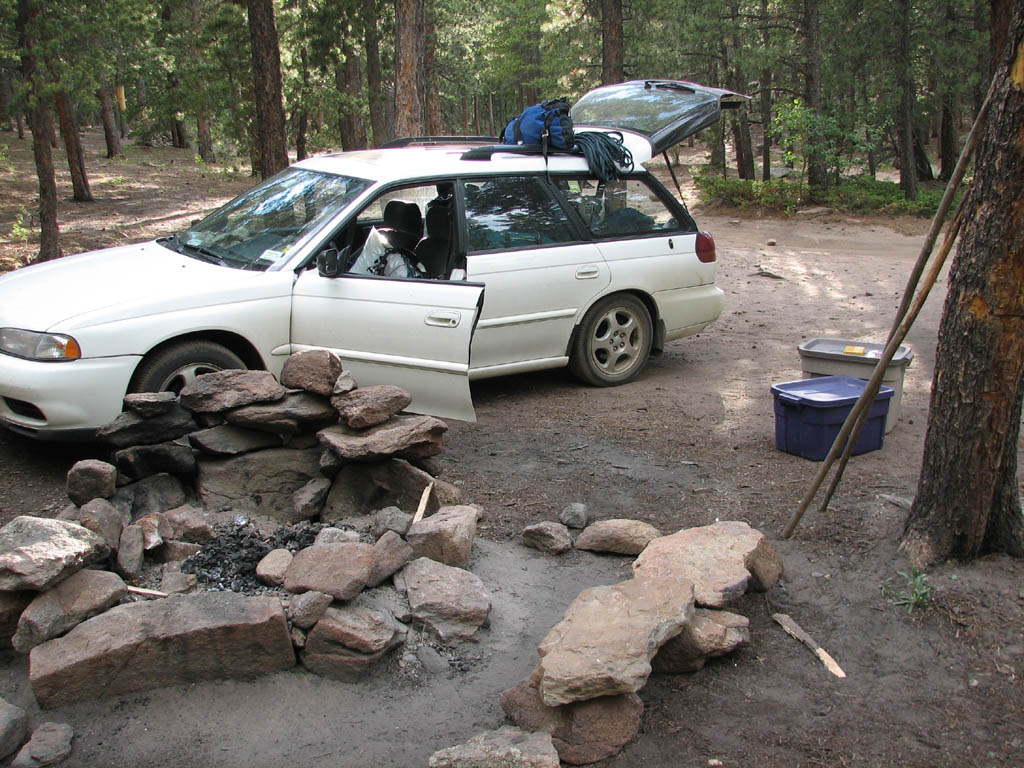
695, 173, 961, 218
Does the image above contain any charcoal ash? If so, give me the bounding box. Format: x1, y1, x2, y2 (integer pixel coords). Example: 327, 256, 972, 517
181, 518, 323, 595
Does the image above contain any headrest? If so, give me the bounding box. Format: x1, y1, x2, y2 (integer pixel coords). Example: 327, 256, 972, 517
382, 200, 422, 238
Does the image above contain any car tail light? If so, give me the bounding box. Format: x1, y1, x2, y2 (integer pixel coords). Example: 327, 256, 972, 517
696, 231, 717, 263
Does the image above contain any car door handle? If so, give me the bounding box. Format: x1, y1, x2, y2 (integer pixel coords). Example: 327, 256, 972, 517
425, 311, 461, 328
575, 265, 601, 280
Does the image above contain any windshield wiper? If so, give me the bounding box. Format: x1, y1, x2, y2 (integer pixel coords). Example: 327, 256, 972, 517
179, 240, 227, 266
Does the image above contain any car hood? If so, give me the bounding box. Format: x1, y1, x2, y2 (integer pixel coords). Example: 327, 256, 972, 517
0, 241, 277, 333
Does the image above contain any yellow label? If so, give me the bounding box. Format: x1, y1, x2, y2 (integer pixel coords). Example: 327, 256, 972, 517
844, 345, 866, 355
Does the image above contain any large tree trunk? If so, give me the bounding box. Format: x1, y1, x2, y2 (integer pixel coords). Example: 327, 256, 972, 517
896, 0, 917, 199
54, 90, 93, 202
731, 111, 756, 180
247, 0, 289, 178
97, 84, 122, 158
601, 0, 624, 85
364, 9, 388, 146
336, 41, 368, 151
901, 3, 1024, 565
197, 114, 215, 163
0, 70, 13, 131
394, 0, 425, 138
801, 0, 828, 193
17, 0, 60, 261
425, 12, 442, 135
938, 98, 957, 181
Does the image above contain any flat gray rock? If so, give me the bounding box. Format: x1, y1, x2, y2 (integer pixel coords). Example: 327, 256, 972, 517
0, 697, 27, 760
332, 385, 412, 429
196, 447, 321, 522
652, 608, 750, 674
574, 519, 661, 555
317, 414, 447, 463
95, 406, 197, 448
284, 590, 333, 630
537, 575, 695, 706
113, 442, 196, 481
188, 425, 283, 456
293, 477, 332, 521
366, 530, 414, 588
396, 557, 490, 643
558, 503, 589, 529
29, 593, 294, 708
13, 569, 127, 653
322, 459, 461, 519
632, 520, 784, 608
77, 498, 129, 551
522, 521, 572, 554
429, 726, 560, 768
224, 391, 337, 437
406, 505, 479, 569
179, 370, 286, 413
122, 391, 177, 417
283, 543, 375, 600
128, 473, 187, 519
10, 722, 73, 768
0, 517, 109, 592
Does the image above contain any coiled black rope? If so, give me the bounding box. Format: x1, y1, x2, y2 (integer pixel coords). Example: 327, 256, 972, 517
573, 131, 634, 183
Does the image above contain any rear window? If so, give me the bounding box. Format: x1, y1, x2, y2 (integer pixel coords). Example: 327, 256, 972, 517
553, 176, 693, 239
463, 176, 576, 252
571, 82, 717, 136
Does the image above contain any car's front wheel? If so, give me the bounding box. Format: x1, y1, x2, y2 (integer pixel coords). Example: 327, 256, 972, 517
128, 340, 247, 395
569, 294, 653, 386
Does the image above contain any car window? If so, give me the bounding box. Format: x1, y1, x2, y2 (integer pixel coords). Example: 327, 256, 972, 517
463, 176, 576, 253
554, 176, 688, 239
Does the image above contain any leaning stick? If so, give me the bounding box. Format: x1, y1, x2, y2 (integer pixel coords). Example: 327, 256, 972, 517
782, 203, 966, 539
780, 74, 997, 538
412, 481, 435, 525
126, 585, 168, 599
772, 613, 846, 678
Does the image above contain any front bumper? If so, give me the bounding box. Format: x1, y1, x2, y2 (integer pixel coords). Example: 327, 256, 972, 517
0, 353, 140, 435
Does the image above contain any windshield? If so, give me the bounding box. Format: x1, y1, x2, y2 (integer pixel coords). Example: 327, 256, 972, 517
175, 168, 371, 270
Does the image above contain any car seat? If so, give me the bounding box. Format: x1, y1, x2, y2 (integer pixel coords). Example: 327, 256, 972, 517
379, 200, 423, 253
414, 204, 452, 277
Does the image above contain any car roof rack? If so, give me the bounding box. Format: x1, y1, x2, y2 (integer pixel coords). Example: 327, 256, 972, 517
459, 144, 584, 161
380, 136, 498, 148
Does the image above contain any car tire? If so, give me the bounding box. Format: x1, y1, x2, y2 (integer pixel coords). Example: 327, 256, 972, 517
129, 341, 247, 395
569, 293, 653, 386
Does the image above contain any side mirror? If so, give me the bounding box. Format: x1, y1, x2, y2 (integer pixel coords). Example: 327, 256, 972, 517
317, 247, 340, 278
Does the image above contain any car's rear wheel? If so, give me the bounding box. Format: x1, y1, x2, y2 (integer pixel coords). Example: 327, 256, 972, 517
129, 341, 247, 395
569, 294, 653, 386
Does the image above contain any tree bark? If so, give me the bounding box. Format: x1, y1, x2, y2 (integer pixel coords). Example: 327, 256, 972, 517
53, 90, 93, 202
0, 70, 12, 131
425, 7, 442, 135
364, 8, 387, 146
938, 98, 956, 181
601, 0, 624, 85
731, 111, 756, 180
901, 5, 1024, 565
17, 0, 60, 261
247, 0, 289, 178
801, 0, 828, 193
394, 0, 425, 138
336, 41, 368, 151
97, 84, 121, 158
896, 0, 918, 199
197, 114, 215, 163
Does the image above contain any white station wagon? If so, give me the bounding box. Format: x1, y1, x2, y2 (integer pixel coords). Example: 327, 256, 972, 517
0, 80, 741, 439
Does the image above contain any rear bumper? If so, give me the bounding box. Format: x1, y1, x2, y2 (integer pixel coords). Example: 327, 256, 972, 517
654, 283, 724, 339
0, 353, 140, 434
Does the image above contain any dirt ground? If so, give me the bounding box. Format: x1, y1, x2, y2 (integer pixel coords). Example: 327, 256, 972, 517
0, 130, 1022, 768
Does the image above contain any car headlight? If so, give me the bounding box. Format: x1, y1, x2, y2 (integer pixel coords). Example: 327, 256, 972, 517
0, 328, 82, 361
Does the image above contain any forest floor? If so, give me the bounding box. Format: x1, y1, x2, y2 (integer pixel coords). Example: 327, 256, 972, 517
0, 129, 1021, 768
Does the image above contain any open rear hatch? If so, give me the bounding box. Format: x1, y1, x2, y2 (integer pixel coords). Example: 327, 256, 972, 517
571, 79, 748, 165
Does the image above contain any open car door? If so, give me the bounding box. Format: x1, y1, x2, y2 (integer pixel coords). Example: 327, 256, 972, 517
571, 80, 748, 165
291, 271, 483, 422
